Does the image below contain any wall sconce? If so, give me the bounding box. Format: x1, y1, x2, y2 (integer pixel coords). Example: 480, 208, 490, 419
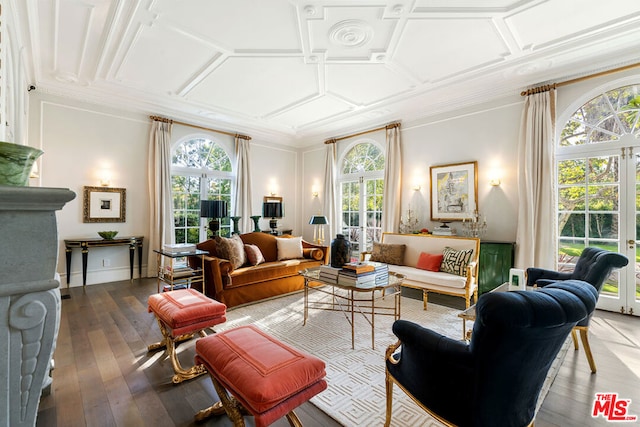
490, 177, 502, 186
412, 183, 421, 191
311, 185, 319, 198
489, 166, 502, 186
99, 170, 111, 187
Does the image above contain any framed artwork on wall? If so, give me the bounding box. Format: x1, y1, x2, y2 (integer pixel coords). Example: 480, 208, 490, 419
430, 161, 478, 222
83, 186, 126, 223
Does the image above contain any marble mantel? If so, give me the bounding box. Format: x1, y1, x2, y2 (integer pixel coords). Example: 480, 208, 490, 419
0, 186, 75, 426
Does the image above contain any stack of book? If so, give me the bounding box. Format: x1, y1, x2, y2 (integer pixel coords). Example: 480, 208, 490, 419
163, 243, 196, 253
367, 261, 390, 286
338, 262, 377, 288
318, 265, 341, 284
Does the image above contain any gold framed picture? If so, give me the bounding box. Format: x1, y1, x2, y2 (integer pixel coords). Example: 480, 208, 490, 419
83, 186, 126, 223
430, 161, 478, 222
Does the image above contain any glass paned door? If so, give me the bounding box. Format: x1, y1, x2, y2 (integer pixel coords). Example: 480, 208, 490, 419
558, 149, 639, 315
340, 177, 383, 258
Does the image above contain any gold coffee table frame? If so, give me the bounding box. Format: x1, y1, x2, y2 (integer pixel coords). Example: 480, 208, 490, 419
458, 282, 535, 340
300, 268, 405, 350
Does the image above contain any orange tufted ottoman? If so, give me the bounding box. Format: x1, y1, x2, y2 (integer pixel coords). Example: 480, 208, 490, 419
194, 325, 327, 427
147, 288, 227, 384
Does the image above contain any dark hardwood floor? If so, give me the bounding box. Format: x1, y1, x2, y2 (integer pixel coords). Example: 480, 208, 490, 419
36, 278, 640, 426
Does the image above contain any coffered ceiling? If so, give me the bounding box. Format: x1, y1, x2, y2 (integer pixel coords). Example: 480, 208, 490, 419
11, 0, 640, 145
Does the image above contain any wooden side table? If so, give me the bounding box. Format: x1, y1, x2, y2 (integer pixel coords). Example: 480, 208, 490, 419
64, 236, 144, 286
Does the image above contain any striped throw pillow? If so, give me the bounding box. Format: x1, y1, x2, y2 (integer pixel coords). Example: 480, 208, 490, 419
440, 247, 473, 276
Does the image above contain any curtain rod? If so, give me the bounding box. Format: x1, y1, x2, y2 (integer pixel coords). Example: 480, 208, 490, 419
149, 115, 251, 140
324, 121, 401, 144
520, 61, 640, 96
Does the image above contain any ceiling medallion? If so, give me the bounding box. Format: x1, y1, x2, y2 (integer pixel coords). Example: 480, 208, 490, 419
329, 20, 374, 48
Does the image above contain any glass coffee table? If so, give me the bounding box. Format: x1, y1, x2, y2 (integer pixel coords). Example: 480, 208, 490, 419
458, 282, 535, 340
300, 267, 405, 350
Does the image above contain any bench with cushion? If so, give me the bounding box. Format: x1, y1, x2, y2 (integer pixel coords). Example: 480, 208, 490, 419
365, 233, 480, 309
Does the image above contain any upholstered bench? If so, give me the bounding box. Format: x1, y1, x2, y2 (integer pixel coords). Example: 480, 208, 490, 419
194, 325, 327, 427
147, 288, 227, 384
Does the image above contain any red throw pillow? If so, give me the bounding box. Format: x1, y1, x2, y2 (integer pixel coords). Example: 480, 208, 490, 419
416, 252, 443, 272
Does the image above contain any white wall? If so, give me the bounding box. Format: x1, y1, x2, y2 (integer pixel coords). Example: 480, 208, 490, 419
28, 92, 298, 287
29, 93, 150, 286
299, 97, 523, 244
27, 69, 640, 286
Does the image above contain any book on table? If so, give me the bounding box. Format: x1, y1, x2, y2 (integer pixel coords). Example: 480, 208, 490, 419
341, 262, 375, 274
337, 271, 377, 287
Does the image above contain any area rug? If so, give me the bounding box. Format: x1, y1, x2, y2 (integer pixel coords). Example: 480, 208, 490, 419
215, 290, 568, 426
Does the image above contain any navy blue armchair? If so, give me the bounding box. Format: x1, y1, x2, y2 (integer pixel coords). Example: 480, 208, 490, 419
526, 247, 628, 372
385, 280, 598, 427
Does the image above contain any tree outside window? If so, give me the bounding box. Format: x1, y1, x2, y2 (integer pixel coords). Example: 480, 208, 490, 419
172, 137, 233, 243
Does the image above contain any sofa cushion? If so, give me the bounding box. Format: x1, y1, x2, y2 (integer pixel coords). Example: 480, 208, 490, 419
370, 242, 406, 265
416, 252, 443, 272
240, 232, 278, 262
228, 259, 318, 288
276, 236, 303, 260
244, 244, 265, 266
440, 246, 473, 276
388, 265, 469, 289
303, 248, 324, 261
216, 234, 246, 269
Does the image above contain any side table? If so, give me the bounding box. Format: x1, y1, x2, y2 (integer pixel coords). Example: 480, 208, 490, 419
64, 236, 144, 286
154, 248, 208, 293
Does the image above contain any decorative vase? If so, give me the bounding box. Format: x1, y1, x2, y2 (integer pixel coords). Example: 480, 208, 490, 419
0, 141, 44, 186
231, 216, 241, 234
250, 215, 261, 232
330, 234, 351, 268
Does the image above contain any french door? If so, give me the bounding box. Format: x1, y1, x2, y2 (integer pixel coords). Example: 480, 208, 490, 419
340, 176, 383, 258
557, 140, 640, 315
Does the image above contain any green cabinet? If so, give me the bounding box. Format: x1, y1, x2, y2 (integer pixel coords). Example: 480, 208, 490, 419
479, 241, 515, 294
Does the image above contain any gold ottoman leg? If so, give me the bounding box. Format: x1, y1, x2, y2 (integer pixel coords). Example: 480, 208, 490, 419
149, 316, 209, 384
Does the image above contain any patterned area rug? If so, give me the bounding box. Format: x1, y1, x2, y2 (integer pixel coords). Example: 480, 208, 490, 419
217, 289, 568, 427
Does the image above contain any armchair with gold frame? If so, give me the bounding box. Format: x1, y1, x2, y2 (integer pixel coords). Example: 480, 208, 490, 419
384, 280, 598, 427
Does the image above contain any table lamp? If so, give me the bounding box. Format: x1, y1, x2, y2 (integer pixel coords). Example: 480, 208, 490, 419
200, 200, 228, 236
309, 215, 328, 244
262, 201, 283, 234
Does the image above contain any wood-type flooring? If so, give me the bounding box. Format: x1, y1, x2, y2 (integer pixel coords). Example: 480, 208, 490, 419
36, 278, 640, 426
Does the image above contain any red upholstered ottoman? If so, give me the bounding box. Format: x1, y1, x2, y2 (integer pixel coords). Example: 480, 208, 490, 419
147, 288, 226, 384
194, 325, 327, 427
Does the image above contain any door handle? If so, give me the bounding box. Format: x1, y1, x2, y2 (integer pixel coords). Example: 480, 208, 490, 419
628, 240, 635, 249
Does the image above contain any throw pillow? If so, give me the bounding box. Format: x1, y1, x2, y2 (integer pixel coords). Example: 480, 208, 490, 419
416, 252, 443, 272
276, 236, 303, 260
369, 242, 406, 265
214, 234, 246, 269
244, 244, 265, 266
440, 247, 473, 276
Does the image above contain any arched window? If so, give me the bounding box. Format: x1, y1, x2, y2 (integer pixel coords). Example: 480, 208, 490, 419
171, 136, 233, 243
557, 84, 640, 313
338, 141, 385, 255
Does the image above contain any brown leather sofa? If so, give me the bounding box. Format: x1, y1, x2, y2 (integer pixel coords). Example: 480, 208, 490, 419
190, 232, 328, 307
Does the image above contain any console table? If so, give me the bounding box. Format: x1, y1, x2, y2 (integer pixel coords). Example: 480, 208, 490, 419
64, 236, 144, 286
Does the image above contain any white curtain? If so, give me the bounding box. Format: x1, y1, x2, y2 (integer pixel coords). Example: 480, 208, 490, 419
323, 143, 337, 238
147, 119, 174, 277
383, 123, 402, 233
515, 89, 556, 269
234, 136, 253, 233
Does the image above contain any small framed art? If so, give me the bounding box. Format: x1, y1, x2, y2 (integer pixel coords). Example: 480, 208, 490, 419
430, 161, 478, 222
83, 186, 126, 223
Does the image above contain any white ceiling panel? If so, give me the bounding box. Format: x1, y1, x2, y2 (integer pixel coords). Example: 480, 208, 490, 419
12, 0, 640, 144
187, 57, 318, 117
394, 18, 510, 81
154, 0, 301, 52
116, 24, 221, 94
506, 0, 640, 50
272, 96, 354, 129
327, 64, 415, 105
